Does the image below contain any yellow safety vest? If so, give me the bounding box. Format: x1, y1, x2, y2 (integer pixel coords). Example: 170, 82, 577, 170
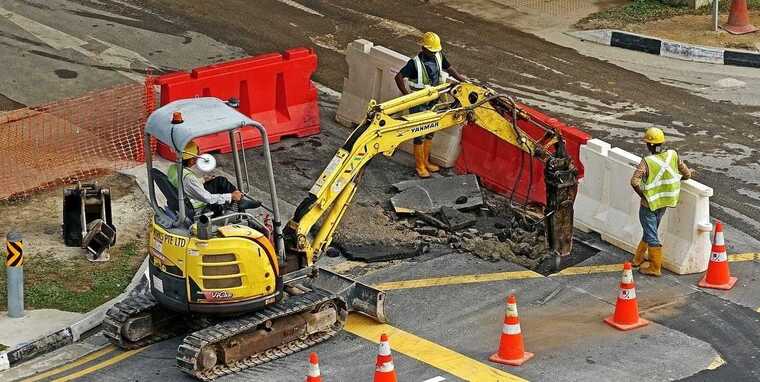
167, 164, 206, 210
408, 52, 443, 90
642, 150, 681, 211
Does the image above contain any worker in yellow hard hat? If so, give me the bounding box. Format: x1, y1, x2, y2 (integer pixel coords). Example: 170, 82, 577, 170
167, 141, 259, 216
394, 31, 468, 178
630, 127, 692, 276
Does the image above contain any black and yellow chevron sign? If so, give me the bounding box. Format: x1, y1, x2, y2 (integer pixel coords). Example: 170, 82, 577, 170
6, 239, 23, 267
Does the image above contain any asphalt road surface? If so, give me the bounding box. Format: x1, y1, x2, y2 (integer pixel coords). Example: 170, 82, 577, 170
3, 0, 754, 242
1, 1, 760, 381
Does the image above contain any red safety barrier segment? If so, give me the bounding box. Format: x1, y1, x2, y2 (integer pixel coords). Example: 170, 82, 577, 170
155, 48, 320, 159
455, 104, 590, 205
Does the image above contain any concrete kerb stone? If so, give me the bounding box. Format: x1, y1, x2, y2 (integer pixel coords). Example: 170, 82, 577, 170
567, 29, 760, 68
0, 257, 149, 372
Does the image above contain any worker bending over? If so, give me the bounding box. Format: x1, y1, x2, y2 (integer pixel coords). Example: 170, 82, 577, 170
394, 31, 467, 178
168, 141, 259, 217
630, 128, 692, 276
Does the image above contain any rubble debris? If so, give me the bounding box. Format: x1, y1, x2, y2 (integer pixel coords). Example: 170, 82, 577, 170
415, 226, 439, 236
439, 207, 477, 231
390, 174, 483, 214
416, 213, 448, 230
336, 242, 422, 263
325, 246, 341, 258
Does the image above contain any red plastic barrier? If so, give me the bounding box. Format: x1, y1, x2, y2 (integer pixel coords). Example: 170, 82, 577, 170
455, 104, 590, 205
155, 48, 320, 159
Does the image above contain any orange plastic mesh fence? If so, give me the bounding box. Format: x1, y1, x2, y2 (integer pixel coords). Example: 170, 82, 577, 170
0, 79, 156, 201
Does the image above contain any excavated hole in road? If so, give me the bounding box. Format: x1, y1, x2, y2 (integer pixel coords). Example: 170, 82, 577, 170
398, 191, 601, 276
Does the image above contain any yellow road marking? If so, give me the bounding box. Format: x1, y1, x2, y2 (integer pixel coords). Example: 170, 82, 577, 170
374, 270, 542, 291
345, 314, 528, 382
707, 355, 726, 370
50, 346, 149, 382
372, 253, 758, 291
20, 346, 116, 382
553, 263, 622, 276
728, 253, 760, 262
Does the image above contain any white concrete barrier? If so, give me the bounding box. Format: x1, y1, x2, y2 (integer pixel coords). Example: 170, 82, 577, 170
574, 140, 713, 274
336, 39, 462, 168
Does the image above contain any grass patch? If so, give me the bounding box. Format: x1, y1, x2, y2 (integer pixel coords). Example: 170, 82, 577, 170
578, 0, 760, 29
0, 242, 145, 313
0, 343, 7, 351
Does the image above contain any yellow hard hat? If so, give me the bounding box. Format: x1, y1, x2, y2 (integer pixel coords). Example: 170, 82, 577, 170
644, 128, 665, 144
420, 32, 442, 52
182, 141, 199, 160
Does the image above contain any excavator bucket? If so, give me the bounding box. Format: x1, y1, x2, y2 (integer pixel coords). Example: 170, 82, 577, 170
312, 267, 387, 323
544, 140, 578, 260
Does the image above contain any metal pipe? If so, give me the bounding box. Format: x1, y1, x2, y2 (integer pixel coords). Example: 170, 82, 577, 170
144, 133, 160, 215
5, 232, 24, 318
197, 215, 210, 240
229, 130, 245, 190
713, 0, 719, 32
248, 122, 286, 263
176, 155, 187, 226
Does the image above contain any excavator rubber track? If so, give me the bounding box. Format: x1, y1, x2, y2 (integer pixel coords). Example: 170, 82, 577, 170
103, 292, 213, 350
176, 287, 343, 381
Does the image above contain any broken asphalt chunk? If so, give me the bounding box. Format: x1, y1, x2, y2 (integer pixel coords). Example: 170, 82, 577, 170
390, 174, 483, 214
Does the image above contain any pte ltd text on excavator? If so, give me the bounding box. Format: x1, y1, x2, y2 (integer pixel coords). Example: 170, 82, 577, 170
104, 81, 577, 380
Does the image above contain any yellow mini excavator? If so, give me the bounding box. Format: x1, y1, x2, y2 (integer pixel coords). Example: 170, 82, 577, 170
104, 82, 577, 380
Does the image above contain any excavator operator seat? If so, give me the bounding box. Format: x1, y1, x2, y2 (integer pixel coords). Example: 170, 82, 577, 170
151, 168, 195, 220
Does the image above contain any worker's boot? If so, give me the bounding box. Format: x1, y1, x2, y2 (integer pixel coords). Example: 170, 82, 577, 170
414, 143, 430, 178
422, 140, 440, 173
632, 241, 648, 267
639, 245, 662, 277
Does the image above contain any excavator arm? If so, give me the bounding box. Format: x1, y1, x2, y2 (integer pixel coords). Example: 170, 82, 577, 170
284, 82, 577, 268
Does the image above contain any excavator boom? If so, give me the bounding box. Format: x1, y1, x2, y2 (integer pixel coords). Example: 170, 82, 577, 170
285, 82, 578, 267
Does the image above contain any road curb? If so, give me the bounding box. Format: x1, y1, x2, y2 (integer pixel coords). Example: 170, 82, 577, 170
567, 29, 760, 68
0, 257, 149, 372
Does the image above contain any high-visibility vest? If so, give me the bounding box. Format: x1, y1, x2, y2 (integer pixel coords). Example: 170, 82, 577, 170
408, 52, 443, 90
642, 150, 682, 211
167, 164, 206, 210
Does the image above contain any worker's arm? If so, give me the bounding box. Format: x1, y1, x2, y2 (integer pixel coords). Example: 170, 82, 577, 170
446, 66, 467, 83
394, 72, 410, 95
184, 175, 231, 205
630, 160, 647, 200
677, 158, 692, 180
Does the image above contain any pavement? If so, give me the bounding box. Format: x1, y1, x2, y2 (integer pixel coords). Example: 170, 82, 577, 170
0, 310, 82, 349
0, 0, 759, 381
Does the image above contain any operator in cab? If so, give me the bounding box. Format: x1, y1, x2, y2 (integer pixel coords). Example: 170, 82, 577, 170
394, 31, 467, 178
168, 141, 259, 216
630, 127, 692, 277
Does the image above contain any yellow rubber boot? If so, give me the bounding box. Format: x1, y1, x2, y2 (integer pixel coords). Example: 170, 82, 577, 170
422, 140, 440, 173
639, 245, 662, 277
632, 241, 647, 267
414, 143, 430, 178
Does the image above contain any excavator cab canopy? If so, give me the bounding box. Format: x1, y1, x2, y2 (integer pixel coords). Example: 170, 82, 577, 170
145, 97, 257, 154
142, 97, 285, 259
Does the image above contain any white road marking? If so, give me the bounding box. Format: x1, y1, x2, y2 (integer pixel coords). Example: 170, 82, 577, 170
422, 377, 446, 382
0, 6, 88, 50
0, 6, 151, 82
275, 0, 324, 17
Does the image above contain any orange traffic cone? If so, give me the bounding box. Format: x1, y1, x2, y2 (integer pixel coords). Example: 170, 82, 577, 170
699, 221, 738, 290
723, 0, 759, 35
604, 262, 650, 331
489, 294, 534, 366
374, 333, 397, 382
306, 352, 322, 382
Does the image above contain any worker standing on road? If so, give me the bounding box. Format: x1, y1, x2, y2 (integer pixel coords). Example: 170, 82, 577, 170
630, 128, 692, 276
394, 31, 467, 178
168, 141, 259, 216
